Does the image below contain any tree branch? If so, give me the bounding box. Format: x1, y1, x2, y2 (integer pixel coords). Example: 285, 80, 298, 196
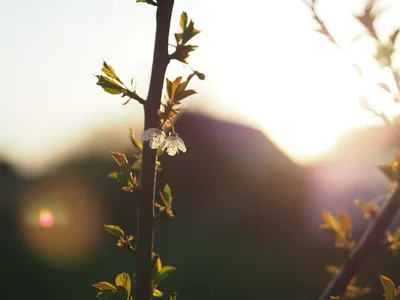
319, 191, 400, 299
135, 0, 174, 300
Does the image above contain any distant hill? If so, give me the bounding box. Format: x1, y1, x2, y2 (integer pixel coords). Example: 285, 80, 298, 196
1, 112, 398, 299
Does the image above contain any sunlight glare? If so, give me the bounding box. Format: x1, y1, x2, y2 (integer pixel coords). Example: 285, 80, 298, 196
38, 208, 54, 227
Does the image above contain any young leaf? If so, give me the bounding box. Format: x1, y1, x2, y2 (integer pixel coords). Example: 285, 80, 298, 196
129, 129, 143, 151
102, 62, 123, 85
163, 184, 172, 206
354, 198, 379, 219
153, 289, 163, 297
115, 272, 131, 297
104, 224, 125, 238
380, 275, 396, 300
338, 210, 352, 235
108, 171, 127, 183
93, 282, 117, 292
111, 152, 130, 168
345, 285, 371, 298
169, 77, 183, 103
154, 266, 177, 285
321, 210, 341, 233
179, 12, 188, 32
96, 75, 124, 95
174, 89, 197, 102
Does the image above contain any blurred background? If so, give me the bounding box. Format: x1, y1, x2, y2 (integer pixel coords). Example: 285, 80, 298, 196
2, 0, 400, 299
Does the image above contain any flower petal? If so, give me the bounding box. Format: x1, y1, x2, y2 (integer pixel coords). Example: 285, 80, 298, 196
141, 128, 157, 141
149, 133, 165, 149
176, 137, 186, 152
166, 144, 178, 156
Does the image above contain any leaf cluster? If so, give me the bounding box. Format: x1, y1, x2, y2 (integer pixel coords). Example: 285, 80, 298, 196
380, 275, 400, 300
93, 272, 132, 300
104, 225, 135, 250
377, 153, 400, 193
155, 184, 174, 219
170, 12, 200, 63
108, 152, 138, 193
95, 62, 144, 105
159, 71, 204, 128
151, 253, 177, 297
320, 210, 355, 251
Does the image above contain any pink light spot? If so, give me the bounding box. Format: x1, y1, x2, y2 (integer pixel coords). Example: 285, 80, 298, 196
39, 209, 54, 227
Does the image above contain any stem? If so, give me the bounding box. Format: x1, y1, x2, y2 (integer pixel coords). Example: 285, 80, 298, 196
319, 191, 400, 299
135, 1, 174, 300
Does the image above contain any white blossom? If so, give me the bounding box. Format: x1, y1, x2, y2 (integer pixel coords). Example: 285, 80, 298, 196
161, 133, 187, 156
141, 128, 166, 149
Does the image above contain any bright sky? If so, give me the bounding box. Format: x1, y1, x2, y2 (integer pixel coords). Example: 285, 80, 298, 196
1, 0, 400, 176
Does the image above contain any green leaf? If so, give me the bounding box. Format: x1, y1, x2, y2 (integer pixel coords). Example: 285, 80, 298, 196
104, 225, 125, 238
182, 20, 200, 44
115, 273, 131, 297
108, 171, 126, 182
152, 255, 162, 282
163, 184, 172, 206
380, 275, 396, 300
96, 75, 124, 95
154, 266, 177, 285
179, 12, 188, 32
93, 282, 117, 292
129, 129, 143, 151
110, 152, 130, 168
122, 98, 131, 105
174, 89, 197, 102
153, 289, 163, 297
102, 62, 123, 85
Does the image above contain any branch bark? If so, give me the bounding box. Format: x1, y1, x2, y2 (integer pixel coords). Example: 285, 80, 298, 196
319, 190, 400, 300
135, 1, 174, 300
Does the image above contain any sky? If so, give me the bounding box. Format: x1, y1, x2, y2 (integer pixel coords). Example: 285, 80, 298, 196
1, 0, 400, 176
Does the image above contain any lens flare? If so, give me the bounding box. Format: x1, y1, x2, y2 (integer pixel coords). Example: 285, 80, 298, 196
38, 208, 54, 227
18, 179, 103, 268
